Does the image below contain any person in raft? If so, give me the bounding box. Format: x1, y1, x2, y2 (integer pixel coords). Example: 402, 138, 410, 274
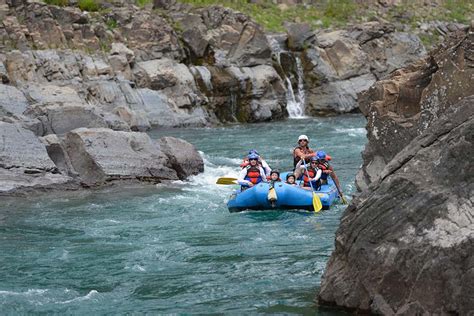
237, 152, 268, 189
269, 169, 281, 182
285, 173, 297, 186
240, 149, 271, 177
301, 156, 322, 190
315, 150, 344, 196
293, 135, 331, 179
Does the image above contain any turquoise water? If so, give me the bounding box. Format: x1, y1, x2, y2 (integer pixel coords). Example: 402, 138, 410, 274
0, 115, 366, 314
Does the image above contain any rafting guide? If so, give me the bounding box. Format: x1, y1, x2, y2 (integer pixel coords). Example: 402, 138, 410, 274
216, 135, 348, 212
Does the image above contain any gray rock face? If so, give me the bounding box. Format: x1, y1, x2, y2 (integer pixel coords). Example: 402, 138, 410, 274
318, 97, 474, 314
158, 136, 204, 180
303, 22, 426, 114
63, 128, 178, 185
0, 84, 28, 116
0, 122, 74, 195
173, 6, 272, 67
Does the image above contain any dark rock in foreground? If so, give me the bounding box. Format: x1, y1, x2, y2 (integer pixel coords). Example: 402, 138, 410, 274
318, 97, 474, 314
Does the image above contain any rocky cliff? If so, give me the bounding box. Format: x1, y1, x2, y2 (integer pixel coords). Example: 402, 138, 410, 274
0, 0, 450, 195
318, 26, 473, 314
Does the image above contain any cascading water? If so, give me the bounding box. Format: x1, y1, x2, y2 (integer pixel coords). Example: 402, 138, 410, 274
267, 35, 306, 119
190, 66, 213, 92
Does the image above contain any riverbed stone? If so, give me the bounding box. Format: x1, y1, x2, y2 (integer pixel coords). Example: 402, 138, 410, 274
158, 136, 204, 180
63, 128, 178, 186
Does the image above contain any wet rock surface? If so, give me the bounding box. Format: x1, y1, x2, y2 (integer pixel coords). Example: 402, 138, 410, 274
318, 28, 474, 314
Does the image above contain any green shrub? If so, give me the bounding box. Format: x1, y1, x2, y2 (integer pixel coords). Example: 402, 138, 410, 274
443, 0, 473, 23
106, 17, 118, 30
136, 0, 152, 7
78, 0, 100, 12
324, 0, 357, 22
44, 0, 68, 6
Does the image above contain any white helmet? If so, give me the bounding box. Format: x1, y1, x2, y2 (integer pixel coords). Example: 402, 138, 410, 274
298, 134, 309, 142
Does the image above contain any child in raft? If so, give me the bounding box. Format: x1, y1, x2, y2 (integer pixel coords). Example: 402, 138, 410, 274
285, 173, 297, 185
269, 170, 281, 182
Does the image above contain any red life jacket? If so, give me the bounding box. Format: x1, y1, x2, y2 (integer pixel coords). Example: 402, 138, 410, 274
293, 146, 314, 167
302, 167, 317, 187
244, 165, 263, 184
317, 161, 331, 180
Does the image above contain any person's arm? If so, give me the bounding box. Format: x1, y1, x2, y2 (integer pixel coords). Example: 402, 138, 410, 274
312, 169, 322, 181
259, 167, 268, 182
261, 160, 271, 177
329, 166, 343, 193
237, 168, 251, 186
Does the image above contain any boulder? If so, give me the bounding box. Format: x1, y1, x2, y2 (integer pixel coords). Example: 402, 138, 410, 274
318, 97, 474, 314
0, 121, 56, 171
63, 128, 178, 185
158, 136, 204, 180
0, 122, 74, 195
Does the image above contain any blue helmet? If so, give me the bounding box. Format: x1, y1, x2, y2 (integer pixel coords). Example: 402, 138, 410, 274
248, 149, 259, 155
247, 153, 259, 160
316, 150, 327, 160
310, 156, 318, 162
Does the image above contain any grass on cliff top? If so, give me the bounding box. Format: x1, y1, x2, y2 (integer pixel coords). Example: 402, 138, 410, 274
178, 0, 358, 31
177, 0, 473, 32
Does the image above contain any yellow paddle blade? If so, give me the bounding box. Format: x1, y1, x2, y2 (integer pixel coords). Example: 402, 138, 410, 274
267, 187, 277, 201
312, 192, 323, 212
216, 177, 238, 185
340, 194, 348, 205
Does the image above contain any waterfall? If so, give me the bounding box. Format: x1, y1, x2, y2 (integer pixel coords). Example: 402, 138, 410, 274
190, 66, 213, 91
267, 35, 306, 119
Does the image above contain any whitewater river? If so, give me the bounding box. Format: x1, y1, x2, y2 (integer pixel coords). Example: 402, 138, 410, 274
0, 115, 366, 314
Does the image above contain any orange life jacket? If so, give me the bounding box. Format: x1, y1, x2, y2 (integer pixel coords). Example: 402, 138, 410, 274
302, 167, 317, 187
244, 165, 263, 184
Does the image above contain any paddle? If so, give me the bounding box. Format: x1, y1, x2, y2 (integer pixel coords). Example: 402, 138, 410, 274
336, 186, 348, 204
267, 181, 277, 206
302, 159, 323, 212
216, 177, 238, 185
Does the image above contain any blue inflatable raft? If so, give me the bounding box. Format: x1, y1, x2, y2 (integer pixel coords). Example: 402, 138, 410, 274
227, 175, 340, 213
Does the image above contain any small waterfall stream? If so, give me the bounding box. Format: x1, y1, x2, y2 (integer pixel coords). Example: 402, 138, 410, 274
267, 36, 306, 118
